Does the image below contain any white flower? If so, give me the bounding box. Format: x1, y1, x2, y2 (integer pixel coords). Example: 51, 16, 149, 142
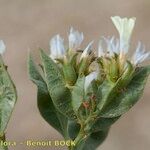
84, 71, 98, 92
105, 37, 120, 55
80, 41, 94, 60
68, 27, 84, 50
111, 16, 136, 54
132, 42, 150, 65
0, 40, 6, 54
49, 34, 65, 59
98, 40, 105, 57
98, 37, 119, 57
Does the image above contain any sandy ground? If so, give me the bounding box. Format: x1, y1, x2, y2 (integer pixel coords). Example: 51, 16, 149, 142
0, 0, 150, 149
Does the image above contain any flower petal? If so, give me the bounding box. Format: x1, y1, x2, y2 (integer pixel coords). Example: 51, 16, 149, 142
68, 27, 84, 50
49, 34, 65, 59
80, 41, 94, 60
0, 40, 6, 54
111, 16, 136, 53
132, 42, 150, 65
98, 37, 119, 57
84, 71, 98, 91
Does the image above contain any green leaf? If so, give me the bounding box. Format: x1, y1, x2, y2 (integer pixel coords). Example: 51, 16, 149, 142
40, 50, 75, 119
71, 129, 109, 150
91, 116, 120, 132
63, 63, 77, 86
28, 54, 64, 135
67, 120, 80, 140
101, 66, 150, 118
0, 56, 17, 135
78, 59, 87, 76
56, 111, 69, 138
118, 61, 134, 88
72, 77, 85, 113
97, 80, 117, 111
85, 80, 98, 95
82, 129, 109, 150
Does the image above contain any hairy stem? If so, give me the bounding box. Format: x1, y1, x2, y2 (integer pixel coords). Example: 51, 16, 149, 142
69, 127, 86, 150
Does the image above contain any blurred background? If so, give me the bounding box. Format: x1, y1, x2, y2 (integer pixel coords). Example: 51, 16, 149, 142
0, 0, 150, 149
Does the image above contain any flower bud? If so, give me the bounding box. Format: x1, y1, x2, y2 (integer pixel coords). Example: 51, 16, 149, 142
78, 58, 89, 76
63, 63, 77, 86
119, 61, 134, 87
108, 58, 119, 82
68, 27, 84, 51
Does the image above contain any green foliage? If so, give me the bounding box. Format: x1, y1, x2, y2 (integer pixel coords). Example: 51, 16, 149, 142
63, 63, 77, 86
28, 54, 76, 139
0, 56, 17, 150
28, 49, 150, 150
28, 55, 64, 134
72, 77, 85, 113
97, 80, 117, 111
40, 50, 75, 119
100, 66, 150, 118
91, 117, 120, 132
67, 120, 80, 140
82, 129, 109, 150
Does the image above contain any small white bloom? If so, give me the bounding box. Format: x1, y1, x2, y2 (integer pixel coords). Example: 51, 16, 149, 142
68, 27, 84, 50
98, 37, 119, 57
0, 40, 6, 54
84, 71, 98, 92
103, 37, 114, 56
108, 37, 120, 54
104, 36, 120, 55
132, 42, 150, 65
111, 16, 136, 53
49, 34, 65, 59
80, 41, 94, 60
98, 40, 105, 57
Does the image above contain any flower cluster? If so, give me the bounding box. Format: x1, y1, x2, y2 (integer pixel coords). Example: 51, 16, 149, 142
29, 16, 150, 150
49, 27, 95, 86
49, 16, 150, 88
98, 16, 150, 83
49, 27, 93, 60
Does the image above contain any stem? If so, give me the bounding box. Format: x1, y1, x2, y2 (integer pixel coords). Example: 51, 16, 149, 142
69, 117, 94, 150
68, 106, 98, 150
69, 128, 86, 150
0, 134, 8, 150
